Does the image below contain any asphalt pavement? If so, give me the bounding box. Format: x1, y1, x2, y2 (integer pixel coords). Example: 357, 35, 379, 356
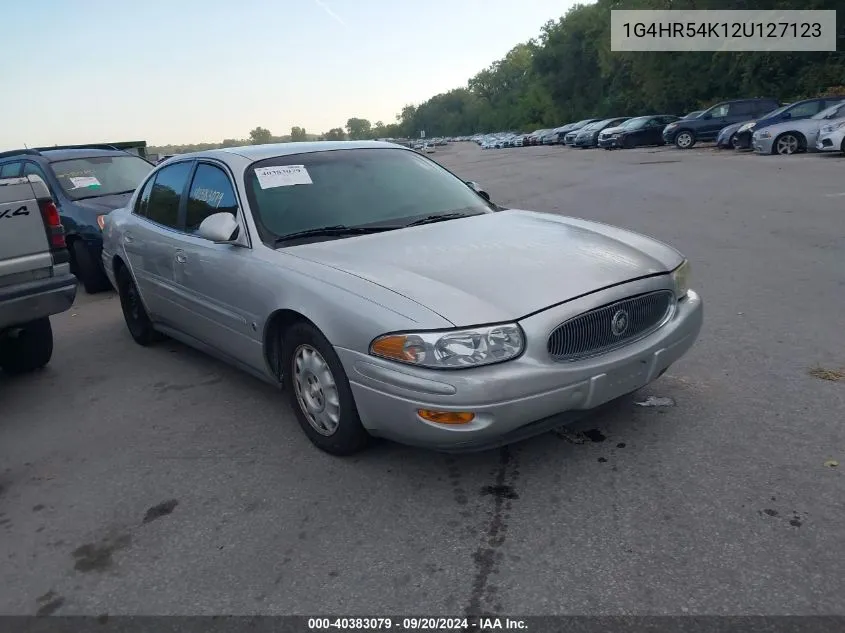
1, 142, 844, 617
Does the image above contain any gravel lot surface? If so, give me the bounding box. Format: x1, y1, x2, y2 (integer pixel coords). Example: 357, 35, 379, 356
2, 142, 844, 617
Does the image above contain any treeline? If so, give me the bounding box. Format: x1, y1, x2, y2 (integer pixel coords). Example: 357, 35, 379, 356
152, 0, 844, 150
393, 0, 845, 137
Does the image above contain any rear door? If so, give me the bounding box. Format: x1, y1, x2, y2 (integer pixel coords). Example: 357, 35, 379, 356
123, 160, 194, 325
0, 176, 52, 282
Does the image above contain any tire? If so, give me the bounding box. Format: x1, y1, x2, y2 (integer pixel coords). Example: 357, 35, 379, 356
674, 130, 695, 149
116, 265, 160, 346
773, 132, 802, 155
0, 317, 53, 375
71, 241, 111, 294
730, 134, 740, 149
282, 321, 370, 455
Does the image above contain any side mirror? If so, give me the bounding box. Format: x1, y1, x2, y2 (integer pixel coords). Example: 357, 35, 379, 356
466, 181, 490, 202
198, 212, 239, 243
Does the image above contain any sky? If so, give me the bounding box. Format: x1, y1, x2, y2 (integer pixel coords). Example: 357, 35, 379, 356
0, 0, 583, 150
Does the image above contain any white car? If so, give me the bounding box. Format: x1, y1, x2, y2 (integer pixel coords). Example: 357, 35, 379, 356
424, 143, 435, 154
816, 117, 845, 153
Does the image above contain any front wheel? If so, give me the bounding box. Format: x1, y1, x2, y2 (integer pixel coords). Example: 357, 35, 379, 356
774, 133, 802, 155
71, 241, 111, 294
0, 317, 53, 375
674, 130, 695, 149
282, 322, 370, 455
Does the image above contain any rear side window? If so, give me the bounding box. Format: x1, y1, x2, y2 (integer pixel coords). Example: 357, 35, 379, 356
0, 162, 21, 178
185, 163, 238, 233
732, 102, 756, 116
22, 162, 48, 181
146, 161, 193, 229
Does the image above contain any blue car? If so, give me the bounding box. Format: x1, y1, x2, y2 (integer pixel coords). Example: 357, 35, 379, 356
732, 97, 845, 149
0, 146, 154, 293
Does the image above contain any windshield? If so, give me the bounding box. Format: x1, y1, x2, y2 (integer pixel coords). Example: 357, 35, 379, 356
623, 117, 650, 130
813, 102, 845, 119
759, 104, 790, 120
52, 155, 154, 200
582, 120, 605, 131
244, 148, 494, 244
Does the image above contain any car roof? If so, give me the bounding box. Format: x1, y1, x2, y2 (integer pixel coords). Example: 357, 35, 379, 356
40, 148, 138, 162
172, 140, 403, 165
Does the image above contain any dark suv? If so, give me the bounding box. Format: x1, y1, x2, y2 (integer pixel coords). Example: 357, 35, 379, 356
0, 146, 153, 293
662, 98, 780, 149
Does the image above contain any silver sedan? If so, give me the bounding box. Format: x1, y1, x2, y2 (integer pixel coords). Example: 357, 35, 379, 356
753, 101, 845, 155
101, 141, 702, 455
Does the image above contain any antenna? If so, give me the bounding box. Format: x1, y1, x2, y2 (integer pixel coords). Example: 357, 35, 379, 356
24, 143, 28, 149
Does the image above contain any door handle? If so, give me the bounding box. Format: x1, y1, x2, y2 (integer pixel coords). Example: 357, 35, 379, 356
175, 252, 187, 264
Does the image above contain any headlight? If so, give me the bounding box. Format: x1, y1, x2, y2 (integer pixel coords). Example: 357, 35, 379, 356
738, 122, 756, 132
370, 324, 525, 369
664, 123, 679, 131
821, 121, 845, 133
672, 260, 691, 299
97, 214, 106, 230
758, 130, 772, 139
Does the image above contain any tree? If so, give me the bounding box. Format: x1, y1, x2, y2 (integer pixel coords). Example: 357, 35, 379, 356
248, 127, 272, 145
323, 127, 346, 141
346, 118, 372, 140
290, 126, 308, 142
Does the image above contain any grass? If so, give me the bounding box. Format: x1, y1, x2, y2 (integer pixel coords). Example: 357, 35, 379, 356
808, 366, 845, 382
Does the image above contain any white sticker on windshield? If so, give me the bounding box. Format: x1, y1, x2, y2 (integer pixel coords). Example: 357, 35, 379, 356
254, 165, 312, 189
69, 176, 102, 189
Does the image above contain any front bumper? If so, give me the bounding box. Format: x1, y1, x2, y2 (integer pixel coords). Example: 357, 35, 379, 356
340, 280, 703, 452
733, 130, 752, 149
598, 136, 618, 149
752, 134, 774, 154
0, 267, 77, 330
816, 131, 843, 152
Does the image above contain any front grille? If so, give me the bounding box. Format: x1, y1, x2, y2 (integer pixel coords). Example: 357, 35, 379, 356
547, 290, 675, 362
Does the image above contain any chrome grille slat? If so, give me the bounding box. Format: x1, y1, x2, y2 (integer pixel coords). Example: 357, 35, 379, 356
547, 290, 675, 362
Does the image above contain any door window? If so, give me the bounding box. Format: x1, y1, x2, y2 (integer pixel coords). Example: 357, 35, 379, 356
708, 104, 730, 118
0, 162, 22, 178
145, 161, 193, 229
787, 101, 823, 118
731, 102, 756, 116
185, 163, 239, 234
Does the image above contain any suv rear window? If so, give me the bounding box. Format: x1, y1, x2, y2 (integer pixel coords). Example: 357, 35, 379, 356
51, 155, 154, 201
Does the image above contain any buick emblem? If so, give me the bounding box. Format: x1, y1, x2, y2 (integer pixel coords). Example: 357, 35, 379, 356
611, 309, 629, 337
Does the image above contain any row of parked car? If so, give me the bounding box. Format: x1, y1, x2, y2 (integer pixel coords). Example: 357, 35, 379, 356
472, 95, 845, 156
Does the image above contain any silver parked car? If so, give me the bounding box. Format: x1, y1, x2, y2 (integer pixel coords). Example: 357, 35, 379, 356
101, 142, 703, 455
754, 101, 845, 155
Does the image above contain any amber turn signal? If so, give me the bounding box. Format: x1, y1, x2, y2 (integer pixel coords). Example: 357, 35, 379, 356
417, 410, 475, 425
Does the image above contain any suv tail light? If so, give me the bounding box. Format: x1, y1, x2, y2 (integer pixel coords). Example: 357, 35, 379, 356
38, 199, 70, 264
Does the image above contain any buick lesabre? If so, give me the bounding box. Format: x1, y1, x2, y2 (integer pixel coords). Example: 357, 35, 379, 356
101, 142, 702, 455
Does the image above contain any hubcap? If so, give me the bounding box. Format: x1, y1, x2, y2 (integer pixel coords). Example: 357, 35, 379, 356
677, 133, 692, 148
777, 135, 798, 155
292, 344, 340, 436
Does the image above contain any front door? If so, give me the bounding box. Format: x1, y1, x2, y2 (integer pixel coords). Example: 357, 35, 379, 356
700, 103, 731, 139
168, 162, 266, 372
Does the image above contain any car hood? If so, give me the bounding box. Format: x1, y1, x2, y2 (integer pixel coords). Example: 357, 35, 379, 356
70, 192, 134, 214
286, 210, 684, 326
600, 126, 627, 136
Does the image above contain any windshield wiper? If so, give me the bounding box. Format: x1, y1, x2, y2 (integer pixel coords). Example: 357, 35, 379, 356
405, 211, 477, 227
273, 225, 400, 245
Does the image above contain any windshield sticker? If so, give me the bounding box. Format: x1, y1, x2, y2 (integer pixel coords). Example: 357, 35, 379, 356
69, 176, 102, 189
193, 187, 225, 208
255, 165, 312, 189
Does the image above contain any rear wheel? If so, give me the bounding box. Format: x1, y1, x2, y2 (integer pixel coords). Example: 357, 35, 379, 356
730, 134, 740, 149
116, 265, 160, 346
674, 130, 695, 149
71, 241, 111, 294
0, 317, 53, 375
282, 321, 370, 455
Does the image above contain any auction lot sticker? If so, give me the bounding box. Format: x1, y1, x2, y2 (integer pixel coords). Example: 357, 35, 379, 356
255, 165, 313, 189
